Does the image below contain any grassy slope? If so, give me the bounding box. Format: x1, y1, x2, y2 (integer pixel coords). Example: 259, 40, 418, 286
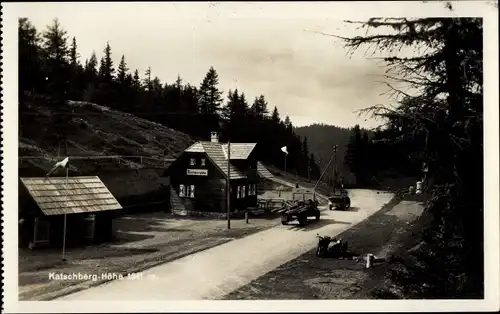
19, 94, 195, 208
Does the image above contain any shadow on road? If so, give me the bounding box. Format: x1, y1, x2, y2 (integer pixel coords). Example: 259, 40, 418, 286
345, 206, 360, 212
285, 219, 351, 231
328, 206, 361, 213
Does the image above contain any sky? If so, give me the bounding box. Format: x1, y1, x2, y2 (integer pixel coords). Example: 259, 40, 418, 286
9, 1, 496, 128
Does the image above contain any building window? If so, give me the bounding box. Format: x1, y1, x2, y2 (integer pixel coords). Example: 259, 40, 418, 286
242, 185, 246, 198
180, 184, 196, 198
201, 158, 206, 166
237, 186, 241, 199
189, 158, 196, 166
249, 184, 256, 196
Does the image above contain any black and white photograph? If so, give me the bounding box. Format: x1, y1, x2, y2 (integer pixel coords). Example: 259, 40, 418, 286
2, 1, 499, 312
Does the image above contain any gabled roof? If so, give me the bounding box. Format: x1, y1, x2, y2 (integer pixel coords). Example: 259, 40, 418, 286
184, 142, 205, 153
221, 143, 257, 160
200, 142, 246, 180
20, 176, 122, 216
257, 162, 274, 179
184, 141, 257, 161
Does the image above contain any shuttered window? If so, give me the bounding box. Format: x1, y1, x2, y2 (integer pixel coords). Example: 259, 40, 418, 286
249, 184, 256, 195
180, 184, 196, 198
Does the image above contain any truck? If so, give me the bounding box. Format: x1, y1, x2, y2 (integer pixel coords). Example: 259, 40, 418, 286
281, 189, 321, 226
281, 199, 320, 226
328, 189, 351, 211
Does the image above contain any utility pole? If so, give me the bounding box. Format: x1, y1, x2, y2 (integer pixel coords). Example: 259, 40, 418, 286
227, 141, 231, 229
307, 164, 311, 182
284, 153, 287, 176
62, 166, 68, 262
332, 145, 338, 193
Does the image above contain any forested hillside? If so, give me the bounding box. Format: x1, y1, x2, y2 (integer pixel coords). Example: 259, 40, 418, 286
295, 123, 360, 185
18, 17, 320, 179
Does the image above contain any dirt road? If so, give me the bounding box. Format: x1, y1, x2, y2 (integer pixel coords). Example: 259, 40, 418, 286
19, 213, 279, 301
225, 199, 425, 300
58, 189, 393, 300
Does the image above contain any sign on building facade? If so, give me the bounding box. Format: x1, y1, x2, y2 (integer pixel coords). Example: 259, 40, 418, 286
187, 169, 208, 176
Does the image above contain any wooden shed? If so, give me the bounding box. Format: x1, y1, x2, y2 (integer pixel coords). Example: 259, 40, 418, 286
19, 176, 122, 249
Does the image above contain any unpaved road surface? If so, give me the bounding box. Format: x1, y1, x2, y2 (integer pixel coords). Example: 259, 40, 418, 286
19, 213, 279, 301
225, 199, 425, 300
59, 189, 393, 300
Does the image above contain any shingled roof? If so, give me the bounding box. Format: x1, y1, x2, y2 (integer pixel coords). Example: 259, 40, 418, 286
200, 142, 246, 179
183, 140, 272, 180
257, 162, 274, 179
185, 142, 257, 160
184, 142, 205, 153
20, 176, 122, 216
221, 143, 257, 160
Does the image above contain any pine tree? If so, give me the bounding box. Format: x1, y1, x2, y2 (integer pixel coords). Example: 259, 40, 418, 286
183, 83, 199, 113
98, 56, 106, 78
198, 66, 223, 137
175, 75, 183, 89
198, 66, 223, 114
42, 18, 70, 101
301, 136, 310, 178
309, 153, 320, 180
344, 125, 363, 183
337, 15, 483, 297
144, 66, 152, 91
85, 51, 98, 78
284, 115, 293, 134
41, 18, 72, 154
132, 69, 141, 91
117, 55, 128, 84
152, 76, 162, 93
18, 17, 43, 95
271, 106, 280, 124
42, 18, 68, 64
250, 95, 269, 119
102, 41, 114, 81
69, 37, 79, 67
67, 36, 83, 100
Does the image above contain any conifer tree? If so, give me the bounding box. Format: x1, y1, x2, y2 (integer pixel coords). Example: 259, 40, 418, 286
198, 66, 223, 114
117, 55, 128, 84
271, 106, 280, 124
83, 51, 98, 81
18, 17, 43, 95
101, 41, 114, 81
336, 14, 483, 297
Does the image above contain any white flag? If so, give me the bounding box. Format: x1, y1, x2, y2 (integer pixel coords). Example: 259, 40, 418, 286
45, 157, 69, 177
281, 146, 288, 154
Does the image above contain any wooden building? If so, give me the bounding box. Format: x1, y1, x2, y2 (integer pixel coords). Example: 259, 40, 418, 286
19, 176, 122, 249
164, 132, 274, 214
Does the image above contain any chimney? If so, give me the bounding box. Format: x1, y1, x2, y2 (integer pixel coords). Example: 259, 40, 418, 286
210, 131, 219, 143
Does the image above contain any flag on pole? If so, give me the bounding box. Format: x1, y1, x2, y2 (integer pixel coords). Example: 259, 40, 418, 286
45, 157, 69, 177
281, 146, 288, 154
